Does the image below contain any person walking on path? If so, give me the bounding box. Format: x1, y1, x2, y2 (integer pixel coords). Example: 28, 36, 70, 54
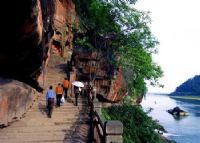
87, 84, 93, 106
63, 77, 69, 99
74, 86, 81, 106
56, 83, 63, 107
46, 85, 56, 118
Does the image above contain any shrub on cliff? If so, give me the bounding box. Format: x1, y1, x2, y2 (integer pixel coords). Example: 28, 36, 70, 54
102, 105, 173, 143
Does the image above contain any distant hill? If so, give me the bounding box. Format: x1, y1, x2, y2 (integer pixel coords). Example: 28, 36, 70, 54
170, 75, 200, 96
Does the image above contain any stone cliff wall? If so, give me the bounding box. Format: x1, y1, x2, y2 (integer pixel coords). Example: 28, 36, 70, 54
0, 0, 124, 126
0, 0, 77, 126
73, 48, 124, 102
0, 0, 54, 126
0, 0, 54, 91
51, 0, 77, 60
0, 78, 39, 126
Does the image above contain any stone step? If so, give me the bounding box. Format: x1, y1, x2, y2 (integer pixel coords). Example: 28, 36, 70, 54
1, 127, 72, 133
22, 114, 85, 119
0, 54, 90, 142
8, 119, 88, 126
0, 139, 64, 143
0, 136, 73, 141
35, 96, 88, 103
0, 130, 69, 136
64, 138, 90, 143
27, 111, 89, 115
30, 106, 89, 110
31, 101, 88, 105
26, 107, 89, 112
29, 106, 89, 111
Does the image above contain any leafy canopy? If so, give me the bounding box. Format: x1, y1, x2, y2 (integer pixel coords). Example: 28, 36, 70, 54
73, 0, 163, 98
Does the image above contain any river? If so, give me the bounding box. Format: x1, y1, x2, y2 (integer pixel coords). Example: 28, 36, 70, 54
141, 93, 200, 143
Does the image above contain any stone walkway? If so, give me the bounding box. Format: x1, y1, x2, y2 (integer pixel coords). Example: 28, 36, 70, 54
0, 53, 91, 143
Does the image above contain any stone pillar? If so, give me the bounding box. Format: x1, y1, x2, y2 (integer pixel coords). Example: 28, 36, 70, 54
92, 87, 102, 115
92, 86, 97, 100
69, 66, 76, 97
94, 101, 102, 115
69, 71, 73, 97
104, 121, 123, 143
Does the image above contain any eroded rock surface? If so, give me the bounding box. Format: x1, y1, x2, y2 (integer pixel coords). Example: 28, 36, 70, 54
0, 77, 38, 126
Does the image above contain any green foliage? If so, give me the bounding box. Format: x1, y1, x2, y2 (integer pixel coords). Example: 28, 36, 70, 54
102, 105, 167, 143
75, 37, 95, 49
73, 0, 163, 98
104, 0, 137, 4
101, 108, 111, 120
73, 0, 119, 34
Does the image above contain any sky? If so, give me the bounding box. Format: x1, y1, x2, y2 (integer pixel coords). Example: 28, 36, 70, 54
135, 0, 200, 93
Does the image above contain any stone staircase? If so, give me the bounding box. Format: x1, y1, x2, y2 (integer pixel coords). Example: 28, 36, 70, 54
0, 53, 91, 143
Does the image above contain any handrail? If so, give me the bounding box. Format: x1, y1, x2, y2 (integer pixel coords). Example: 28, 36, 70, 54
94, 111, 104, 137
87, 87, 123, 143
88, 90, 105, 143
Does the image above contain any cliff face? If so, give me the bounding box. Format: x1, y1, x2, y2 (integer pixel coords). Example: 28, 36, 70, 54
50, 0, 125, 102
51, 0, 77, 59
0, 0, 124, 126
0, 78, 39, 126
0, 0, 54, 91
0, 0, 76, 126
37, 0, 77, 87
0, 0, 77, 90
73, 48, 124, 102
0, 0, 123, 101
0, 0, 55, 126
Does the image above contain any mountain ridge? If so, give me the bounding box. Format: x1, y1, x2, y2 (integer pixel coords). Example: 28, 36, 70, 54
170, 75, 200, 96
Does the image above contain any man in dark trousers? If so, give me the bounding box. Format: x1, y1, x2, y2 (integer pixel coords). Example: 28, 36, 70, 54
46, 85, 56, 118
74, 86, 81, 106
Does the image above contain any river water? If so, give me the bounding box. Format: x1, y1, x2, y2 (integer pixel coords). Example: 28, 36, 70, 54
141, 93, 200, 143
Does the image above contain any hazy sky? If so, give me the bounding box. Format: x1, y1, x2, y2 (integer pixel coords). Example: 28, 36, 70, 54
135, 0, 200, 93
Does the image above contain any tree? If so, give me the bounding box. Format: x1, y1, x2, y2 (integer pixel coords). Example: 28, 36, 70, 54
73, 0, 163, 98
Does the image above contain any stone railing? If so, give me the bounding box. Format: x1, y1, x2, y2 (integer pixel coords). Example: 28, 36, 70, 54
89, 87, 123, 143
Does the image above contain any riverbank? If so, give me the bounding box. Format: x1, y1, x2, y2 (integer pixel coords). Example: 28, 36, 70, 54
142, 94, 200, 143
170, 96, 200, 100
102, 104, 176, 143
153, 118, 176, 143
